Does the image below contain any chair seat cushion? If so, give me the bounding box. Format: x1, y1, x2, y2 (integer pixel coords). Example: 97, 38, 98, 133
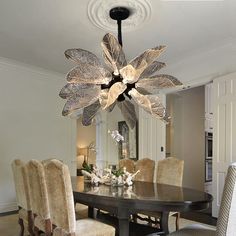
168, 224, 216, 236
53, 219, 115, 236
34, 215, 49, 232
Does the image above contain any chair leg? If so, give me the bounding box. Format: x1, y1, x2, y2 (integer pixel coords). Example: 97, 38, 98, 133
34, 226, 40, 236
45, 219, 52, 236
132, 214, 138, 223
18, 218, 24, 236
175, 212, 180, 230
147, 216, 152, 226
28, 211, 34, 236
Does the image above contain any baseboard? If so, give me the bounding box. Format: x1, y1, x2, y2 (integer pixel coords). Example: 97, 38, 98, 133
0, 202, 18, 213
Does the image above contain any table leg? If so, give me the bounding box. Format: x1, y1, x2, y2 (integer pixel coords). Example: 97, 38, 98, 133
118, 218, 129, 236
88, 206, 94, 218
117, 208, 129, 236
160, 212, 169, 235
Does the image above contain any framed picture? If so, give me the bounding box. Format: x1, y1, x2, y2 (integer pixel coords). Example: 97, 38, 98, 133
118, 121, 138, 160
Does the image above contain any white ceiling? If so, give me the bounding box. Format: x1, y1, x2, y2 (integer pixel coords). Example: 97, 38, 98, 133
0, 0, 235, 84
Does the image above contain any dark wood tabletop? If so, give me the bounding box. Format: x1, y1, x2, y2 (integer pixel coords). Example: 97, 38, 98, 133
72, 176, 213, 236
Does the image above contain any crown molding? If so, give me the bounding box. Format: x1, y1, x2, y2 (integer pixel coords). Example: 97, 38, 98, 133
0, 56, 64, 81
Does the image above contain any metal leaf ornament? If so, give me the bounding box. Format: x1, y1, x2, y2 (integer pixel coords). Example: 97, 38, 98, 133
60, 33, 183, 128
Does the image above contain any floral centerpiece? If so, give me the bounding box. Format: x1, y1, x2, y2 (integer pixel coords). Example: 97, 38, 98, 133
81, 164, 139, 186
81, 129, 139, 186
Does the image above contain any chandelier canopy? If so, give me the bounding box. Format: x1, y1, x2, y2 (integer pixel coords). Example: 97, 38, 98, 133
59, 7, 183, 129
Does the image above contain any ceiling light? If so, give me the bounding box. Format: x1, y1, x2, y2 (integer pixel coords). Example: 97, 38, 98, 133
59, 7, 183, 129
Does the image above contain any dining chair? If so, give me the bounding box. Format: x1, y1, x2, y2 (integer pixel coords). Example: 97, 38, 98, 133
132, 158, 155, 223
168, 162, 236, 236
119, 158, 135, 173
11, 159, 34, 236
135, 157, 184, 230
155, 157, 184, 230
43, 159, 116, 236
27, 159, 52, 236
134, 158, 155, 182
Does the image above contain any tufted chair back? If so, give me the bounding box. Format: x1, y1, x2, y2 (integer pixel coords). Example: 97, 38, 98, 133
119, 158, 135, 173
216, 163, 236, 236
11, 159, 31, 210
134, 158, 155, 182
44, 159, 76, 234
26, 160, 50, 219
156, 157, 184, 187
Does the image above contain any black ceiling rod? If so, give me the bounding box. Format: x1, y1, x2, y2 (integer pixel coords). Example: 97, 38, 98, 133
117, 19, 123, 46
109, 7, 130, 47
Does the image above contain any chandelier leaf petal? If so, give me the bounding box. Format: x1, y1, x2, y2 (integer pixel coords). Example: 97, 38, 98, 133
136, 74, 183, 93
101, 33, 127, 75
139, 61, 166, 78
59, 83, 100, 99
62, 89, 100, 116
120, 64, 145, 84
66, 64, 112, 85
121, 46, 166, 84
128, 88, 168, 120
117, 100, 137, 129
82, 100, 101, 126
65, 49, 102, 68
99, 82, 127, 110
106, 102, 116, 112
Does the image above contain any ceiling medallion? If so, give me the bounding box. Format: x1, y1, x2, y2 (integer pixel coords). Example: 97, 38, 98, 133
87, 0, 152, 32
59, 7, 183, 129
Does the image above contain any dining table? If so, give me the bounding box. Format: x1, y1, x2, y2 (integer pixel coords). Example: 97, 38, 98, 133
72, 176, 213, 236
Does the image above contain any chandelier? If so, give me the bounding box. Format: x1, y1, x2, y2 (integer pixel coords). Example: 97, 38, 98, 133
59, 7, 182, 129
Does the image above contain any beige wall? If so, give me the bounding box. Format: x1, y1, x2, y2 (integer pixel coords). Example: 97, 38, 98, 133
167, 86, 205, 191
0, 58, 76, 213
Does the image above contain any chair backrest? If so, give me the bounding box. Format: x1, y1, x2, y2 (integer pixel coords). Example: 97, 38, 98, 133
134, 158, 155, 182
11, 159, 31, 210
44, 159, 76, 234
216, 163, 236, 236
26, 160, 50, 219
156, 157, 184, 187
119, 158, 135, 173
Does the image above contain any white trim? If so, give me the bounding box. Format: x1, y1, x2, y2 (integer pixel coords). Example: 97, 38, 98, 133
95, 112, 108, 169
0, 202, 18, 213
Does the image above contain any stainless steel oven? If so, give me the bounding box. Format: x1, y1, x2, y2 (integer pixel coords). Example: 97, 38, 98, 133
205, 159, 212, 182
205, 132, 213, 159
205, 132, 213, 182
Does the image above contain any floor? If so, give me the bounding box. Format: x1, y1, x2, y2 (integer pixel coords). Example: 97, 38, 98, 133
0, 210, 216, 236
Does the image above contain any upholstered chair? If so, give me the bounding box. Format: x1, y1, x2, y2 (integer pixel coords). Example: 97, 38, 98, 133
11, 159, 34, 236
156, 157, 184, 187
119, 158, 135, 173
155, 157, 184, 230
135, 157, 184, 230
27, 159, 52, 236
134, 158, 155, 182
44, 159, 115, 236
168, 162, 236, 236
